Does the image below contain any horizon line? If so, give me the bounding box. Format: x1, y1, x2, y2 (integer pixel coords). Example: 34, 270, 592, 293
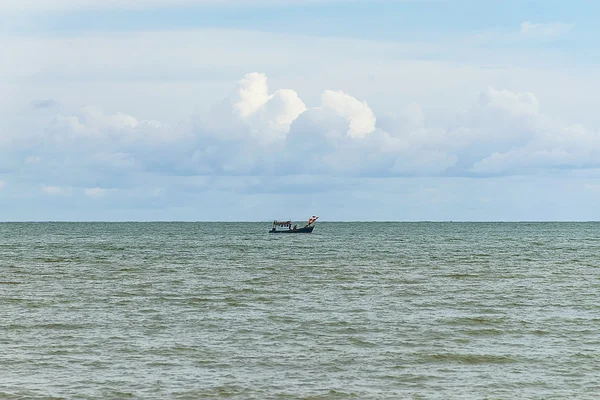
1, 220, 599, 223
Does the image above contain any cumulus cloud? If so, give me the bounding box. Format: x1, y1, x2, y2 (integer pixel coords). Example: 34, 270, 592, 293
319, 90, 376, 138
477, 87, 540, 115
471, 120, 600, 175
5, 72, 600, 194
28, 105, 191, 182
234, 72, 272, 119
51, 106, 172, 141
192, 73, 305, 144
189, 75, 600, 177
232, 72, 307, 142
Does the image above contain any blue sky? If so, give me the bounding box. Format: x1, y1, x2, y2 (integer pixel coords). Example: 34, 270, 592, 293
1, 0, 600, 221
1, 1, 592, 36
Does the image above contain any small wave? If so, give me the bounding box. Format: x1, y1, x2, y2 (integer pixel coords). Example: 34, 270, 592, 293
572, 352, 596, 359
93, 245, 127, 251
531, 329, 552, 335
185, 297, 215, 303
172, 385, 254, 399
99, 389, 135, 398
427, 352, 517, 364
253, 296, 275, 303
31, 323, 92, 330
529, 241, 545, 246
331, 327, 367, 335
441, 273, 479, 279
35, 257, 80, 263
224, 297, 246, 307
446, 316, 507, 326
462, 328, 503, 336
302, 389, 360, 399
348, 337, 377, 347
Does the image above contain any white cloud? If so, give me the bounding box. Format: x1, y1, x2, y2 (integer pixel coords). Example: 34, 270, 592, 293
234, 72, 272, 119
477, 87, 539, 115
185, 73, 308, 174
0, 180, 4, 190
520, 21, 575, 38
470, 119, 600, 175
4, 72, 600, 197
319, 90, 376, 138
81, 106, 139, 129
49, 106, 181, 145
231, 72, 307, 143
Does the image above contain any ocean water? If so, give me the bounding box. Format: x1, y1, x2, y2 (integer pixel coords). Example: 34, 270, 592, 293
1, 222, 599, 399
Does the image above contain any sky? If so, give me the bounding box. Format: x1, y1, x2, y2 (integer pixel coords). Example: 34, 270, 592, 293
1, 0, 600, 221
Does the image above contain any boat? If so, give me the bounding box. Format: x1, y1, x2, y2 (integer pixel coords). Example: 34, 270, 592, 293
269, 216, 318, 233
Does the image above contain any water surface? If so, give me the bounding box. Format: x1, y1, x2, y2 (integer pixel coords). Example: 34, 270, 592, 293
1, 222, 599, 399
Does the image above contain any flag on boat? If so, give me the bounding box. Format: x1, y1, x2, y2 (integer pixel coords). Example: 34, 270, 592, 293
308, 216, 319, 225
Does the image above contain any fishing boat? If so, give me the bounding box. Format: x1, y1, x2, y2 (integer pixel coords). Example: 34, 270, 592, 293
269, 216, 318, 233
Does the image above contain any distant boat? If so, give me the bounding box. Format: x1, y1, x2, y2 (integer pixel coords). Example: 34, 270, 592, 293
269, 216, 318, 233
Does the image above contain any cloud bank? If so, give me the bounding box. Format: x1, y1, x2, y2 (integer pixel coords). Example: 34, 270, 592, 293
2, 72, 599, 198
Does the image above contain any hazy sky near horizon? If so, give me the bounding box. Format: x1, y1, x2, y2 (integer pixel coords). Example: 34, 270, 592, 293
2, 0, 600, 221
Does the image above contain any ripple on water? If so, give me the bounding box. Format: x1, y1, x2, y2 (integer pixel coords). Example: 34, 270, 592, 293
425, 353, 519, 365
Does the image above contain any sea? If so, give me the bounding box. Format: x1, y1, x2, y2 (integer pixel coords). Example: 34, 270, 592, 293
1, 222, 599, 399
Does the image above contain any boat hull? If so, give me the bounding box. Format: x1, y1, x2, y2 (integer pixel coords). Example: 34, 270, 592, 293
269, 226, 314, 233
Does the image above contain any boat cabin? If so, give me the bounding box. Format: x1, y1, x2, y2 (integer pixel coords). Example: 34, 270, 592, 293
269, 216, 318, 233
270, 220, 295, 232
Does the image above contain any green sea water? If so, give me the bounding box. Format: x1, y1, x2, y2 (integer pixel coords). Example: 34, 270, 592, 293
1, 222, 599, 399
